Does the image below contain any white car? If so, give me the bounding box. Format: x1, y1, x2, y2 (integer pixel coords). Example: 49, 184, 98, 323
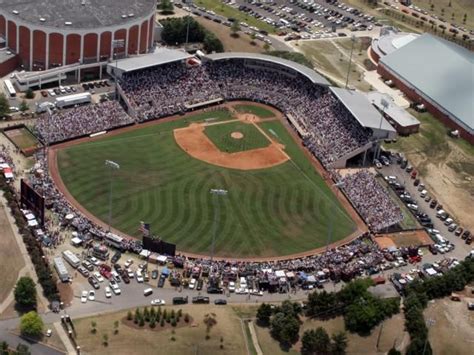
151, 299, 166, 306
81, 290, 88, 303
88, 290, 95, 301
189, 279, 196, 290
228, 281, 236, 292
46, 329, 52, 337
127, 269, 134, 278
89, 257, 100, 266
105, 286, 112, 298
251, 289, 264, 296
93, 271, 104, 283
136, 273, 144, 283
124, 259, 134, 268
9, 106, 19, 112
112, 287, 121, 295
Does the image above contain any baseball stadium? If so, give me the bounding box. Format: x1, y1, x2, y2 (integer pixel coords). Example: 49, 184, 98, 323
33, 51, 398, 260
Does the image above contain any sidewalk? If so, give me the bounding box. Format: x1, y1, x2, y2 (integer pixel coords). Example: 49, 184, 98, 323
53, 322, 76, 355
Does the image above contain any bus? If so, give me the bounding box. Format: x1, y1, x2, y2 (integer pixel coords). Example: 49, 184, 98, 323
104, 233, 124, 250
4, 79, 16, 97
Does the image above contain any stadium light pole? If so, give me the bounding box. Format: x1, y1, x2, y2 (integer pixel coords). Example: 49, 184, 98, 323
210, 189, 228, 262
345, 35, 356, 89
105, 160, 120, 233
326, 181, 345, 252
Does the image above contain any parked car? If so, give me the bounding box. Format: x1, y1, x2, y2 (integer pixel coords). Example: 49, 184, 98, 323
111, 252, 121, 264
81, 290, 88, 303
214, 299, 227, 305
151, 269, 159, 279
455, 227, 463, 237
105, 287, 112, 298
88, 276, 100, 289
77, 266, 90, 277
172, 296, 188, 305
192, 296, 210, 304
151, 299, 166, 306
88, 290, 95, 301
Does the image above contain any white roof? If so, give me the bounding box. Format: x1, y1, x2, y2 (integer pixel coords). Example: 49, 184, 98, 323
109, 48, 193, 74
330, 87, 395, 132
367, 91, 420, 127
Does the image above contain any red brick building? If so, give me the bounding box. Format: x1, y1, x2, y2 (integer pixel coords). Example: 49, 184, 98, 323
0, 0, 156, 72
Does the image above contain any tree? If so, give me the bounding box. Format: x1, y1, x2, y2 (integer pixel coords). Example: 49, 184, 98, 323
256, 303, 273, 326
113, 320, 119, 335
15, 343, 31, 355
91, 320, 97, 334
301, 327, 330, 354
25, 89, 34, 99
430, 4, 434, 11
270, 313, 300, 347
448, 0, 452, 7
463, 13, 467, 24
102, 333, 108, 347
159, 0, 174, 15
20, 311, 43, 338
230, 21, 241, 37
388, 348, 401, 355
0, 93, 9, 118
203, 313, 217, 335
1, 341, 9, 355
127, 310, 132, 321
14, 277, 37, 309
406, 337, 432, 355
331, 331, 348, 355
203, 33, 224, 53
250, 32, 257, 45
19, 100, 29, 112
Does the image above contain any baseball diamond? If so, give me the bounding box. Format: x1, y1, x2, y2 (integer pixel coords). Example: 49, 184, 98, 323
53, 103, 357, 258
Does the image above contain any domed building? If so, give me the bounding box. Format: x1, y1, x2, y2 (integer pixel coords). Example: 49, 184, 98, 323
0, 0, 156, 71
370, 26, 419, 63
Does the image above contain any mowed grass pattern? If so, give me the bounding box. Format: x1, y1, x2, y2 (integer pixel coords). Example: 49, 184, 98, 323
203, 121, 270, 153
58, 111, 355, 258
234, 104, 275, 118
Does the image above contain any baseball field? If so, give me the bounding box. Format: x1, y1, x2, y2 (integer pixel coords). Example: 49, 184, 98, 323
54, 103, 357, 258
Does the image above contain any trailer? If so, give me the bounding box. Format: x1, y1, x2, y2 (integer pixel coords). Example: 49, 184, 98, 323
55, 92, 91, 109
62, 250, 80, 269
54, 257, 70, 282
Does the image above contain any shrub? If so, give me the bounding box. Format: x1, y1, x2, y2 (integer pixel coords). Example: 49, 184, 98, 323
160, 318, 165, 327
127, 311, 132, 321
139, 318, 145, 327
171, 318, 177, 327
184, 313, 190, 323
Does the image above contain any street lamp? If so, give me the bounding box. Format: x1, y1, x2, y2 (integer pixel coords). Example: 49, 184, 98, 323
210, 188, 228, 261
345, 35, 356, 89
105, 160, 120, 232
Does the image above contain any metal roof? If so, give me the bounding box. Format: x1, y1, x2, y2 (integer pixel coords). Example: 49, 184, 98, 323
367, 91, 420, 128
109, 49, 193, 74
205, 52, 330, 86
380, 34, 474, 132
0, 0, 155, 30
330, 87, 395, 132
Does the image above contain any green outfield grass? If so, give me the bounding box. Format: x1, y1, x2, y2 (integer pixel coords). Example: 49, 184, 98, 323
57, 108, 355, 258
234, 104, 275, 118
203, 121, 270, 153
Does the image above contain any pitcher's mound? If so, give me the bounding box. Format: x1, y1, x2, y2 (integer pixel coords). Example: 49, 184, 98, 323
231, 132, 244, 139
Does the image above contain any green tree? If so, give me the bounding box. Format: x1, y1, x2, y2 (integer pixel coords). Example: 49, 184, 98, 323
159, 0, 174, 15
139, 317, 145, 327
113, 320, 119, 335
463, 13, 467, 24
91, 320, 97, 334
301, 327, 330, 354
1, 341, 9, 354
406, 337, 432, 355
270, 312, 300, 347
25, 89, 34, 99
127, 310, 132, 321
331, 331, 348, 355
15, 343, 31, 355
250, 32, 257, 45
0, 93, 10, 118
256, 303, 273, 326
203, 313, 217, 335
14, 277, 37, 309
19, 100, 29, 112
230, 21, 241, 37
388, 348, 401, 355
203, 33, 224, 53
20, 311, 43, 338
102, 333, 109, 347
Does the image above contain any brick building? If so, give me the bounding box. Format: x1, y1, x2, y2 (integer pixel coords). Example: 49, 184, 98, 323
0, 0, 156, 72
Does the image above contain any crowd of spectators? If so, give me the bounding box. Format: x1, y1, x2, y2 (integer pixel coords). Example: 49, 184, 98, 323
35, 101, 133, 143
340, 170, 403, 232
120, 60, 371, 166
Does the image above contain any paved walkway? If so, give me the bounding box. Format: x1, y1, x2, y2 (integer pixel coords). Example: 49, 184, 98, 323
53, 322, 76, 355
248, 320, 263, 355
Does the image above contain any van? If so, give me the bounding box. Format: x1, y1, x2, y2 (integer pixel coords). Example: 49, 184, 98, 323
143, 288, 153, 297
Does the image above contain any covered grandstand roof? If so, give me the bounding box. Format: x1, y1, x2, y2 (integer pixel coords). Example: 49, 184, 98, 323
205, 52, 330, 86
330, 87, 395, 133
380, 34, 474, 132
108, 48, 192, 74
367, 92, 420, 128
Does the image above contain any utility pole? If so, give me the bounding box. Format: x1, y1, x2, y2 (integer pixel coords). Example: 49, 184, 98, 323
345, 35, 356, 89
210, 188, 228, 261
112, 39, 125, 98
105, 160, 120, 233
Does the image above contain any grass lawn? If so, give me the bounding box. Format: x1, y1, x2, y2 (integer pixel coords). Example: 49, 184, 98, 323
234, 104, 275, 118
0, 198, 25, 304
203, 121, 270, 153
57, 106, 355, 258
4, 128, 42, 150
376, 176, 418, 230
298, 40, 372, 91
72, 305, 247, 355
195, 17, 266, 53
194, 0, 276, 33
413, 0, 474, 30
